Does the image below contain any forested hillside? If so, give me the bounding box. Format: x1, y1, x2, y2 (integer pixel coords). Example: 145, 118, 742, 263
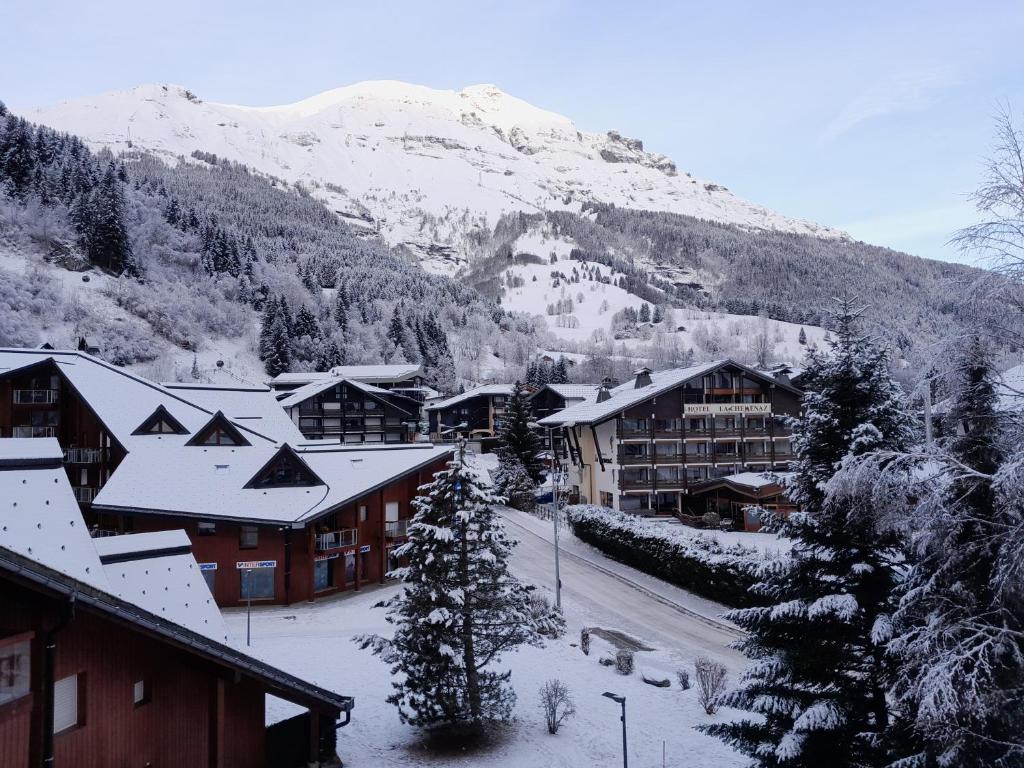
0, 104, 541, 388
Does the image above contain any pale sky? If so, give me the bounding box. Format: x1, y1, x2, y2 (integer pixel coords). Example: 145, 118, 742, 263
4, 0, 1024, 265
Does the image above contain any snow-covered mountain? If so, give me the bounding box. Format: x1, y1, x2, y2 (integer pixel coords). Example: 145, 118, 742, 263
23, 82, 841, 273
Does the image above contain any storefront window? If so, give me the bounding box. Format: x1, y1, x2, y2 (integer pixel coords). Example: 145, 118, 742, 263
314, 559, 334, 592
240, 567, 274, 599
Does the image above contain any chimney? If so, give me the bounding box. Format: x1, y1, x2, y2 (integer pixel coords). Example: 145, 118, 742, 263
596, 378, 613, 403
633, 367, 653, 389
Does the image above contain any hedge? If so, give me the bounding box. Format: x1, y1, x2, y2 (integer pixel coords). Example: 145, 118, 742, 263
564, 505, 773, 607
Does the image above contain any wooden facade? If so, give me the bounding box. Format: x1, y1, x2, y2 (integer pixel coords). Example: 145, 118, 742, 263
91, 457, 448, 607
427, 389, 513, 443
0, 575, 338, 768
286, 381, 421, 443
0, 360, 122, 505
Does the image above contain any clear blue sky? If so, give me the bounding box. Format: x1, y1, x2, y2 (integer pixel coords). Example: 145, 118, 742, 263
4, 0, 1023, 264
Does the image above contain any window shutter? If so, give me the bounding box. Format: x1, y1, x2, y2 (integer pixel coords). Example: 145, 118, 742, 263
53, 674, 78, 733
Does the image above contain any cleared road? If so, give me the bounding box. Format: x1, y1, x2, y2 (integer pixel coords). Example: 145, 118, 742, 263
499, 508, 746, 670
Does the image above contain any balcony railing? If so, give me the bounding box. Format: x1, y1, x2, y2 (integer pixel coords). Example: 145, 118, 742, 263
618, 453, 651, 465
619, 477, 652, 490
65, 447, 105, 464
13, 426, 57, 438
315, 528, 358, 551
90, 527, 126, 538
73, 487, 97, 503
385, 519, 410, 538
618, 429, 650, 439
13, 389, 59, 405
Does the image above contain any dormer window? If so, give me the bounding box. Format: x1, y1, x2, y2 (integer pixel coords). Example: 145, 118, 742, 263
244, 445, 324, 489
186, 412, 251, 447
132, 405, 188, 436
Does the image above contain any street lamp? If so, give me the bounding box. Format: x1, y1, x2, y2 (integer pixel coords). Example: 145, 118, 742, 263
602, 691, 628, 768
242, 568, 253, 646
529, 419, 567, 610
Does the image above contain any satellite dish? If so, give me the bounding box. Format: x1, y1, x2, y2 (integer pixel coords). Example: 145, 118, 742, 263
81, 275, 90, 283
216, 360, 224, 368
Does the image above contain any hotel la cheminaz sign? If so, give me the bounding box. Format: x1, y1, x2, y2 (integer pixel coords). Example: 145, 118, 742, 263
683, 403, 772, 416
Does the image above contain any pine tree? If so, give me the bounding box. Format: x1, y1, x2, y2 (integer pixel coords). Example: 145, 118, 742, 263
638, 302, 651, 323
263, 313, 292, 376
315, 339, 344, 371
496, 382, 545, 484
703, 299, 915, 768
798, 326, 807, 345
887, 336, 1024, 767
387, 305, 407, 354
356, 450, 548, 734
294, 305, 320, 339
552, 357, 569, 384
257, 297, 279, 362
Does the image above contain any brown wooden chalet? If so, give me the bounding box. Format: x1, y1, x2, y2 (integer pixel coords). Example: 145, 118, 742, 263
0, 439, 353, 768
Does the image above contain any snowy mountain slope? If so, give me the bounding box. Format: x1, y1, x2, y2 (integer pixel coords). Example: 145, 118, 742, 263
22, 82, 841, 274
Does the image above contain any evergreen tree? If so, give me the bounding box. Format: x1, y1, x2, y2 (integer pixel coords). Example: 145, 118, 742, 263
333, 286, 349, 335
387, 305, 408, 354
638, 302, 651, 323
257, 296, 279, 362
89, 162, 136, 275
496, 381, 545, 484
552, 357, 569, 384
294, 305, 320, 339
357, 450, 548, 733
315, 339, 344, 371
887, 336, 1024, 767
798, 326, 807, 345
262, 313, 292, 376
703, 299, 915, 768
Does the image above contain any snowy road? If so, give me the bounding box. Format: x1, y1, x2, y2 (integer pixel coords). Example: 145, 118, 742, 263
499, 507, 745, 670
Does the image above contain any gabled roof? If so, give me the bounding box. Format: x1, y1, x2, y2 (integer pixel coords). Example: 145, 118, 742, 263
93, 442, 454, 525
132, 404, 189, 435
690, 471, 795, 497
537, 359, 802, 427
185, 411, 252, 447
527, 383, 599, 402
164, 383, 305, 443
425, 384, 516, 411
243, 443, 325, 489
276, 376, 419, 416
0, 437, 351, 714
268, 364, 424, 389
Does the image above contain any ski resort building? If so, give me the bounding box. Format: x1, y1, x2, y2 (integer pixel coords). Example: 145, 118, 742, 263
266, 363, 430, 401
0, 348, 452, 606
425, 384, 517, 445
0, 439, 352, 768
527, 383, 600, 421
275, 376, 423, 442
537, 361, 802, 519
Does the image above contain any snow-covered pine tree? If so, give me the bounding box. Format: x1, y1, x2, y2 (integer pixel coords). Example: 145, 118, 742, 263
357, 448, 547, 734
552, 357, 569, 384
798, 326, 807, 345
315, 339, 343, 371
702, 299, 915, 768
886, 335, 1024, 767
262, 313, 292, 376
496, 381, 545, 484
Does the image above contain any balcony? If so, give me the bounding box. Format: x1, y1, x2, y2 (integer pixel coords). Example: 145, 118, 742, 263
65, 447, 105, 464
385, 519, 410, 538
618, 429, 650, 440
316, 528, 358, 551
13, 389, 59, 405
13, 426, 57, 438
618, 453, 651, 466
619, 476, 652, 490
73, 487, 97, 503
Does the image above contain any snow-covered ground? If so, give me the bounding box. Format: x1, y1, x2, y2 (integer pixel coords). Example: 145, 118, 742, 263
23, 81, 842, 275
224, 501, 749, 767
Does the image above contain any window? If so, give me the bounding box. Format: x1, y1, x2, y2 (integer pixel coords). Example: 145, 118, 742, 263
344, 553, 356, 585
133, 679, 151, 707
364, 400, 379, 411
239, 526, 258, 549
240, 568, 275, 599
314, 559, 334, 592
385, 501, 399, 523
53, 673, 80, 734
358, 505, 368, 523
132, 405, 188, 436
245, 446, 323, 489
197, 521, 216, 536
0, 635, 31, 706
186, 413, 250, 447
599, 491, 614, 508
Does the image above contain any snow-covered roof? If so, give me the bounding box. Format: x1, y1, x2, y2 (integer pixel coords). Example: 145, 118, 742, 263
93, 442, 453, 525
0, 438, 351, 713
714, 471, 794, 491
94, 530, 228, 643
538, 359, 801, 427
276, 376, 418, 415
163, 382, 305, 442
425, 384, 516, 411
0, 438, 109, 590
0, 349, 281, 450
529, 383, 599, 402
268, 364, 424, 388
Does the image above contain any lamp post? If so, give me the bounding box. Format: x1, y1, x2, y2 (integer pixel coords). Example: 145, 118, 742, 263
602, 691, 627, 768
529, 420, 565, 610
243, 568, 253, 646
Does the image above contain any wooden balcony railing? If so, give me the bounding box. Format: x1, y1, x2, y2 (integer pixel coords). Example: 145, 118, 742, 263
73, 487, 97, 503
385, 519, 410, 538
65, 447, 106, 464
